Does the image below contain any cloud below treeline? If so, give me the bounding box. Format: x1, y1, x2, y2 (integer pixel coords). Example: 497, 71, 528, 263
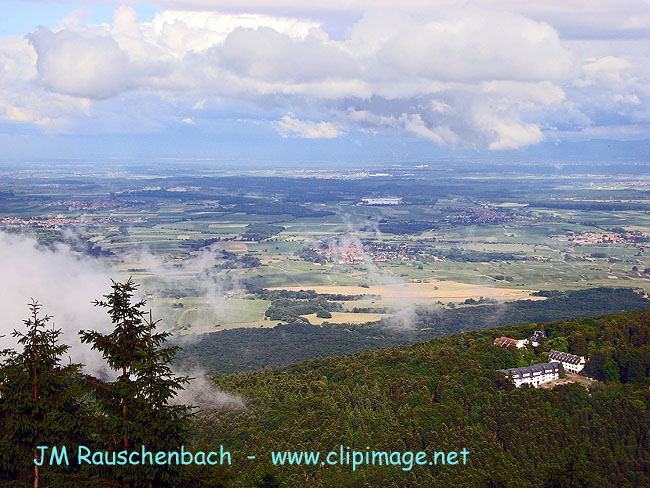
0, 230, 246, 409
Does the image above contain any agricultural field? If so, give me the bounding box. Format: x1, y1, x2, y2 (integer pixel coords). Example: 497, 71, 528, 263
1, 161, 649, 332
267, 282, 538, 307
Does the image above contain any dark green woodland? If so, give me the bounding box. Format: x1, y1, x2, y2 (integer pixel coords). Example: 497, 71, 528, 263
2, 281, 650, 487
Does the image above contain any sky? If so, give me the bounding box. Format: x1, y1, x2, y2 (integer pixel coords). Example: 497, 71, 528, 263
0, 0, 649, 164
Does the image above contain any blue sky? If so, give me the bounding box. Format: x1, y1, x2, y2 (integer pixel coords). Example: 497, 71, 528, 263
0, 1, 160, 35
0, 0, 649, 164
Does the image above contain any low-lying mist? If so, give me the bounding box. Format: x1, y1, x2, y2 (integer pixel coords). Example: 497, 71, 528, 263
0, 230, 244, 410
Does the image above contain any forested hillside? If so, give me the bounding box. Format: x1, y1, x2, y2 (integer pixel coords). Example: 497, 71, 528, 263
2, 284, 649, 487
199, 309, 650, 487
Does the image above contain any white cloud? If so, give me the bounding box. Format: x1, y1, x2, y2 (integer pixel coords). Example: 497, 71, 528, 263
0, 3, 646, 149
0, 35, 91, 129
486, 119, 544, 150
274, 114, 343, 138
212, 26, 355, 83
369, 11, 572, 83
28, 27, 130, 100
0, 231, 113, 372
149, 9, 318, 48
614, 93, 641, 105
398, 113, 459, 145
580, 56, 632, 87
41, 0, 650, 38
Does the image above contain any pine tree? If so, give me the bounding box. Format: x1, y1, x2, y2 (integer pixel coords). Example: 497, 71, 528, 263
0, 300, 88, 487
80, 279, 192, 488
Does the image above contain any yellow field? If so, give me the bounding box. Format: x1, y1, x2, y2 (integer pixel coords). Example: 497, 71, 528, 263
179, 319, 275, 334
269, 281, 539, 305
207, 241, 249, 253
178, 310, 391, 333
495, 202, 529, 208
301, 312, 391, 325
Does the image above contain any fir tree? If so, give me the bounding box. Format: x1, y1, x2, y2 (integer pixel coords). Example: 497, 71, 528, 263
130, 311, 194, 487
80, 279, 192, 488
0, 300, 88, 488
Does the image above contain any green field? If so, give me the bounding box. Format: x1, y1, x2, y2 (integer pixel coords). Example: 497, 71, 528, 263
1, 162, 649, 331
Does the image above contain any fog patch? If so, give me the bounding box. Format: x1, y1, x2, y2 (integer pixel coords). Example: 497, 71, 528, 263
172, 373, 245, 411
0, 231, 247, 378
0, 230, 114, 375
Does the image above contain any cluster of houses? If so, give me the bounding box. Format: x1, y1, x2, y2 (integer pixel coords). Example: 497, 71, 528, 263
494, 331, 587, 388
310, 242, 413, 264
552, 230, 649, 245
1, 215, 145, 230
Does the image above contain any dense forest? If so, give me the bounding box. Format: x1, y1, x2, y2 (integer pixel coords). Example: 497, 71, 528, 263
2, 282, 650, 487
201, 308, 650, 487
177, 287, 650, 373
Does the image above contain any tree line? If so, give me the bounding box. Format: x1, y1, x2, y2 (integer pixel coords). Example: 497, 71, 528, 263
177, 287, 650, 374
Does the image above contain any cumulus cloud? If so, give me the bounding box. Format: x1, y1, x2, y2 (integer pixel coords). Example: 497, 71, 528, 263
274, 114, 343, 138
0, 3, 647, 149
369, 11, 571, 83
213, 25, 356, 83
0, 36, 90, 129
399, 114, 460, 146
44, 0, 650, 39
580, 56, 633, 87
28, 27, 131, 100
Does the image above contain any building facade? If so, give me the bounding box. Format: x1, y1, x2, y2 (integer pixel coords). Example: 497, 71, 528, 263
549, 350, 586, 374
361, 197, 402, 205
499, 362, 561, 388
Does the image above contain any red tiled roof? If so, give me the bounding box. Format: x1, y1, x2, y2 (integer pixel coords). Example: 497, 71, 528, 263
494, 336, 520, 347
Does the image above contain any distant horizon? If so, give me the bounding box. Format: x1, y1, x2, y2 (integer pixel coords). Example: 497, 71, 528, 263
1, 157, 649, 178
1, 138, 649, 167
